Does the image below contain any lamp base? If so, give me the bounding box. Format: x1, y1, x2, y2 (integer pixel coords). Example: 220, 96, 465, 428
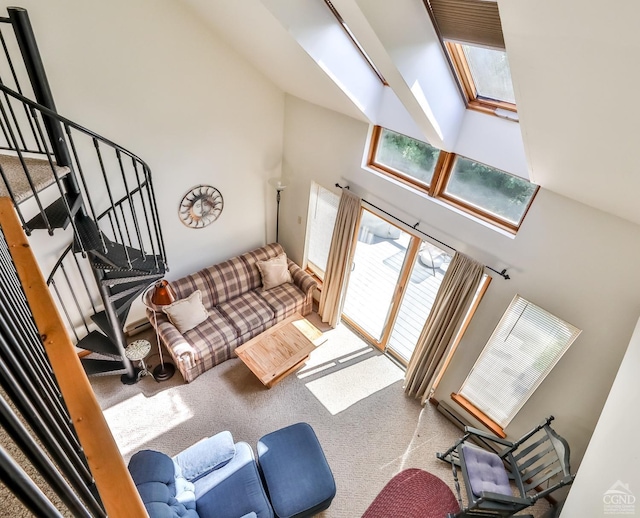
153, 362, 175, 382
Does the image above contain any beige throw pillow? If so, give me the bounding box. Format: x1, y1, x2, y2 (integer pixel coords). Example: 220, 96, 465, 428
162, 290, 208, 333
256, 253, 292, 291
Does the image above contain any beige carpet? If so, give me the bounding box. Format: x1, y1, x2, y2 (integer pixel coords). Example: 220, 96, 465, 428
88, 316, 552, 517
0, 154, 69, 203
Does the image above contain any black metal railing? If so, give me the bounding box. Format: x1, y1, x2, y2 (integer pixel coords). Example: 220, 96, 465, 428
0, 226, 106, 517
46, 244, 100, 344
0, 82, 167, 269
0, 12, 46, 155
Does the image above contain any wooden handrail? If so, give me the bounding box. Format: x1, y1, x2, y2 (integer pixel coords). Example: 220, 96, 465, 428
0, 197, 148, 517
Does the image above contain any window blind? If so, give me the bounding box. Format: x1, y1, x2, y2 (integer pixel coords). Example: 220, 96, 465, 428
459, 295, 581, 427
425, 0, 505, 49
307, 182, 340, 277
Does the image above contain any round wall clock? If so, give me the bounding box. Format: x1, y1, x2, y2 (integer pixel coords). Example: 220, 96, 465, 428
178, 185, 223, 228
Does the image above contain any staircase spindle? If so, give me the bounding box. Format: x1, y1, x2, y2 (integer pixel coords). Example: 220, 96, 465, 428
59, 262, 91, 335
132, 158, 157, 265
0, 105, 11, 147
0, 242, 47, 356
0, 291, 65, 410
116, 149, 145, 257
0, 395, 95, 518
50, 280, 80, 342
0, 314, 84, 453
0, 81, 28, 150
70, 250, 98, 314
65, 125, 107, 253
0, 99, 50, 233
0, 341, 93, 486
144, 163, 167, 267
118, 203, 133, 252
0, 28, 43, 152
0, 444, 65, 518
31, 108, 84, 244
93, 138, 131, 267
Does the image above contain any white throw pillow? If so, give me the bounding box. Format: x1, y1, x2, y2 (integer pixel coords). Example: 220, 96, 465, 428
162, 290, 208, 333
256, 253, 292, 291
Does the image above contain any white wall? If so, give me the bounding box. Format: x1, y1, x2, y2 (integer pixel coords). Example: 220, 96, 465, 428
561, 316, 640, 516
281, 95, 640, 471
2, 0, 285, 323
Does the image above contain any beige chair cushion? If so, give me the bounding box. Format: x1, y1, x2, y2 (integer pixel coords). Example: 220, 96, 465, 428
162, 290, 209, 333
256, 253, 292, 291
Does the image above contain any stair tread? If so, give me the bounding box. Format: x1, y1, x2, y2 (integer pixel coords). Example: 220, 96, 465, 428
108, 277, 156, 296
81, 357, 126, 376
73, 215, 165, 275
114, 284, 149, 319
25, 192, 82, 230
0, 154, 70, 203
90, 311, 118, 344
76, 330, 120, 358
90, 239, 164, 273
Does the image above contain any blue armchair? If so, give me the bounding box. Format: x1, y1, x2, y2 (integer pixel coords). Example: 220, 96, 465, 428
128, 431, 273, 518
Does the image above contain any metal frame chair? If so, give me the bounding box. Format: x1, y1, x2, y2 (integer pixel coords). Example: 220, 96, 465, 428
437, 416, 575, 517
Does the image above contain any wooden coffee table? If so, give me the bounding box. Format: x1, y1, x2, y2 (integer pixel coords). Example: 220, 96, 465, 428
235, 313, 323, 388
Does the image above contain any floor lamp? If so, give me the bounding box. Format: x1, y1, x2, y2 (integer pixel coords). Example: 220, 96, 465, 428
142, 280, 176, 381
268, 178, 287, 242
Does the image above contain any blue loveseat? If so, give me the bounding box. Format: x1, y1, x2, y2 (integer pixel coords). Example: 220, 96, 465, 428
128, 431, 273, 518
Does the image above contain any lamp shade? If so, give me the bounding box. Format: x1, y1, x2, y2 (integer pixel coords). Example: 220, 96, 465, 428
268, 177, 287, 192
150, 280, 176, 307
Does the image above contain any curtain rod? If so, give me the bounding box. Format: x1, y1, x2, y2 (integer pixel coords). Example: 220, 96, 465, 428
335, 183, 510, 280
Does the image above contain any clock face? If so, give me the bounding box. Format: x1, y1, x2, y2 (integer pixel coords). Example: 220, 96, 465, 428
179, 185, 223, 228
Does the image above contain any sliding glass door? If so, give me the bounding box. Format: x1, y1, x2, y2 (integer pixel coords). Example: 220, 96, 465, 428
342, 211, 416, 343
342, 209, 451, 363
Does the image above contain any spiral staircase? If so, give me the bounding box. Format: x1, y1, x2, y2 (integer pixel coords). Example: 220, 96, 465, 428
0, 7, 168, 383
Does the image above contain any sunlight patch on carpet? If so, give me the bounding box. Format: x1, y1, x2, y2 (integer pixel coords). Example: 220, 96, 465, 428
103, 391, 193, 456
305, 355, 404, 415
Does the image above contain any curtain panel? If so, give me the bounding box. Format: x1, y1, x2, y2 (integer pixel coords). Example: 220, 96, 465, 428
404, 251, 484, 404
318, 189, 361, 328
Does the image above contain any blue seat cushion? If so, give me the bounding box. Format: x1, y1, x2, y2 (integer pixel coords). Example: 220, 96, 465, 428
257, 423, 336, 518
461, 444, 512, 498
195, 442, 273, 518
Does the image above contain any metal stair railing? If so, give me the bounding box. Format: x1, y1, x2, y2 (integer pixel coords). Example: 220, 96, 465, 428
0, 197, 148, 517
0, 81, 168, 270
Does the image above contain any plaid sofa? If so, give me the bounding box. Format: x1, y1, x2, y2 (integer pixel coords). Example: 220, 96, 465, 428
147, 243, 317, 383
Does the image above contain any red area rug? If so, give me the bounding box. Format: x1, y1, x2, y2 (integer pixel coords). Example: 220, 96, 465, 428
362, 468, 459, 518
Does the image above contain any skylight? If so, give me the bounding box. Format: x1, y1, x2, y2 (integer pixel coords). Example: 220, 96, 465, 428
323, 0, 387, 86
461, 44, 515, 105
446, 41, 517, 114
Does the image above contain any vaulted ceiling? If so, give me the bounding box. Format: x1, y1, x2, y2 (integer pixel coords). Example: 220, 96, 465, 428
183, 0, 640, 226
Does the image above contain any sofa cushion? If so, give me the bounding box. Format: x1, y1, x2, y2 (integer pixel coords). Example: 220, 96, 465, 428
162, 290, 209, 334
181, 307, 238, 366
256, 253, 292, 291
218, 291, 275, 336
200, 256, 255, 306
239, 243, 286, 291
174, 431, 236, 482
258, 283, 306, 321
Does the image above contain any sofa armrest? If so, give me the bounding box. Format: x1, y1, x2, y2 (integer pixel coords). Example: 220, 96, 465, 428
288, 260, 317, 295
146, 309, 197, 368
288, 261, 317, 316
